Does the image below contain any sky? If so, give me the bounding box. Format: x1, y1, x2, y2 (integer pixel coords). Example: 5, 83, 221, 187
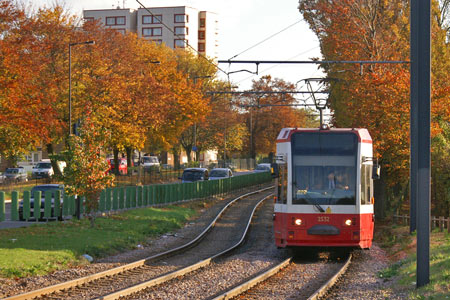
33, 0, 324, 92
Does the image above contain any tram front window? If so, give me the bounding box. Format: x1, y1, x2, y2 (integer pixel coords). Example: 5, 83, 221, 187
291, 132, 357, 205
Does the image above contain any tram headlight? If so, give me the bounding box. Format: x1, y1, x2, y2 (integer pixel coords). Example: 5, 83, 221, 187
344, 219, 352, 226
294, 218, 302, 226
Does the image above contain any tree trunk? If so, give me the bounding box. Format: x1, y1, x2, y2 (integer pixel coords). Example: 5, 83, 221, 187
172, 147, 181, 170
161, 151, 168, 164
183, 145, 192, 163
374, 172, 387, 220
113, 148, 120, 175
47, 143, 63, 177
125, 147, 132, 175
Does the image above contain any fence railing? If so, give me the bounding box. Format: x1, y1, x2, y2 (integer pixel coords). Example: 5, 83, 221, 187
394, 214, 450, 233
0, 172, 273, 222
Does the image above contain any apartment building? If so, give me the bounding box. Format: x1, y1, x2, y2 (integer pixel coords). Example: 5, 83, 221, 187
83, 6, 218, 58
83, 8, 137, 34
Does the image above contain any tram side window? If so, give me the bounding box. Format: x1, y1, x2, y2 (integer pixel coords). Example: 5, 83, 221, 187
361, 164, 371, 204
277, 165, 287, 204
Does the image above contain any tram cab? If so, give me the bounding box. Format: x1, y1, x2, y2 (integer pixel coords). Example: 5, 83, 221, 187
273, 126, 379, 249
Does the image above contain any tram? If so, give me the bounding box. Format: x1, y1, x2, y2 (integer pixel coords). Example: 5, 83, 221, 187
273, 125, 380, 249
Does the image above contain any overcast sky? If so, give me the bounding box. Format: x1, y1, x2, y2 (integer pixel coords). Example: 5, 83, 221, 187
33, 0, 324, 91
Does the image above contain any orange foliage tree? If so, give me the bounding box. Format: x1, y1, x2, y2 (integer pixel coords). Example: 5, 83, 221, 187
62, 106, 114, 227
299, 0, 450, 215
240, 76, 314, 159
0, 1, 57, 164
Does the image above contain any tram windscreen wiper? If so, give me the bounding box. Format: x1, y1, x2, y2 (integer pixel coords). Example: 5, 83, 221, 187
314, 204, 325, 212
293, 184, 325, 212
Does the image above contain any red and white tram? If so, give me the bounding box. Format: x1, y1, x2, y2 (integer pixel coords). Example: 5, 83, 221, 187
273, 126, 379, 249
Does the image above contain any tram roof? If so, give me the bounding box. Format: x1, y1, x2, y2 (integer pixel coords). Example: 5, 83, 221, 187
276, 128, 372, 144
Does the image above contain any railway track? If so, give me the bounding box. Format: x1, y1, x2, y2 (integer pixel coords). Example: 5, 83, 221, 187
114, 191, 351, 300
5, 186, 273, 300
212, 252, 351, 300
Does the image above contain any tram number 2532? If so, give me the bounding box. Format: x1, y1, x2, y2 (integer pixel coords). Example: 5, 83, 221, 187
317, 216, 330, 222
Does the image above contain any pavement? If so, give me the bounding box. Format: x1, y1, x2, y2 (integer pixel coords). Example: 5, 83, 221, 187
1, 202, 47, 229
0, 220, 41, 229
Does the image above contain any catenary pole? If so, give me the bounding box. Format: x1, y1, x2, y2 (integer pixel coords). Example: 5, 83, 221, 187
411, 0, 431, 288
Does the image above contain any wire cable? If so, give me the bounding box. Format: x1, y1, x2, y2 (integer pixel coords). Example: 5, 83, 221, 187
235, 45, 320, 85
228, 19, 304, 60
136, 0, 228, 75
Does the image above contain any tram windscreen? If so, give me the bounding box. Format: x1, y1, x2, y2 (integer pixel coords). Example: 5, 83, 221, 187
292, 132, 357, 205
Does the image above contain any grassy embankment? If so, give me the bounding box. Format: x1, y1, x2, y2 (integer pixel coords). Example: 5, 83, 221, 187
375, 222, 450, 299
0, 203, 201, 278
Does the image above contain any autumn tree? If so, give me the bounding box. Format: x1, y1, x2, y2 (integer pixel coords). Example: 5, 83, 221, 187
240, 76, 314, 159
62, 106, 114, 227
0, 1, 53, 165
174, 50, 216, 162
299, 0, 450, 216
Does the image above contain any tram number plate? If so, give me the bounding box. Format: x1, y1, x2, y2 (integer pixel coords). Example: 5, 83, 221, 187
317, 216, 330, 222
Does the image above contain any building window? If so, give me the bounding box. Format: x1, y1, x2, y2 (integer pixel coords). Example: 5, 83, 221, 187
198, 30, 205, 40
174, 14, 188, 23
198, 43, 205, 52
174, 26, 188, 35
115, 28, 126, 34
142, 27, 162, 37
142, 15, 162, 24
174, 39, 187, 48
151, 39, 163, 45
84, 17, 94, 23
199, 18, 205, 27
106, 16, 126, 26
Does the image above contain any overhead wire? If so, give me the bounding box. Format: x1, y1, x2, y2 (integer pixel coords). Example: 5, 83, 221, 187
228, 19, 304, 60
235, 45, 321, 85
136, 0, 228, 76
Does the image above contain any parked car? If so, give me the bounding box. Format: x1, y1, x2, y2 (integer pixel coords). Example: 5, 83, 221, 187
180, 168, 209, 183
107, 158, 128, 175
141, 156, 160, 172
5, 167, 28, 182
0, 172, 5, 184
254, 163, 271, 173
19, 184, 65, 221
209, 168, 233, 180
161, 164, 173, 170
32, 161, 54, 179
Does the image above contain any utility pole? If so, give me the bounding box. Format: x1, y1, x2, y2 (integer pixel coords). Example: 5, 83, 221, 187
411, 0, 431, 288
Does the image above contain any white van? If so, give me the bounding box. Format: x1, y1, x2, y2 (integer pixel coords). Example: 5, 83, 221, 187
32, 159, 66, 179
32, 160, 53, 179
141, 156, 160, 171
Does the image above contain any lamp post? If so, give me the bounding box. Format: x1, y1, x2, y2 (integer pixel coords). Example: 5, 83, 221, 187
69, 40, 95, 136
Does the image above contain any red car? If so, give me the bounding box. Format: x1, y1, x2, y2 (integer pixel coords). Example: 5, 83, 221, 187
107, 158, 128, 175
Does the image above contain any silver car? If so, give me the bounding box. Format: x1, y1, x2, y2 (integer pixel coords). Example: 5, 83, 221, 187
209, 168, 233, 180
5, 167, 28, 182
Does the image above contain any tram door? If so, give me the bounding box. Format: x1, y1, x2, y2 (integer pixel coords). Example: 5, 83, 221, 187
274, 162, 288, 246
274, 163, 287, 205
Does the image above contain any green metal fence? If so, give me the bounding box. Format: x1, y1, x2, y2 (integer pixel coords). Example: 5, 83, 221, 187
0, 172, 272, 222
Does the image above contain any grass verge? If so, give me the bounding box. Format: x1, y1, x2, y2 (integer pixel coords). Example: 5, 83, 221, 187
375, 222, 450, 299
0, 204, 198, 278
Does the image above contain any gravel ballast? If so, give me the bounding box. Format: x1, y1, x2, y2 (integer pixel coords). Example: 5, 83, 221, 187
0, 185, 409, 299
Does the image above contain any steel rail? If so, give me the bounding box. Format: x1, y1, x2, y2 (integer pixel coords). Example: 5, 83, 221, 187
94, 193, 273, 300
307, 253, 352, 300
5, 186, 274, 300
211, 257, 292, 300
213, 253, 351, 300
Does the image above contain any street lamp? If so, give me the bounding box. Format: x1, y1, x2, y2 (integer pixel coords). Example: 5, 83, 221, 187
69, 40, 95, 136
